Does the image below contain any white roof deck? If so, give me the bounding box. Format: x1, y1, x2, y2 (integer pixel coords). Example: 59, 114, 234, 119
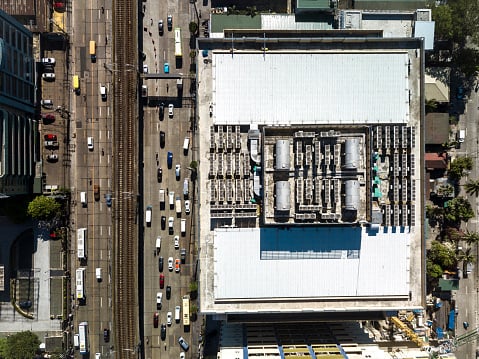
213, 52, 410, 126
214, 227, 410, 300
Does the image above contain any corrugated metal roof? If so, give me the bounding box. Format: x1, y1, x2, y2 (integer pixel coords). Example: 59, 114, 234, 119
261, 14, 333, 31
354, 0, 426, 11
297, 0, 331, 10
214, 227, 410, 300
213, 52, 409, 126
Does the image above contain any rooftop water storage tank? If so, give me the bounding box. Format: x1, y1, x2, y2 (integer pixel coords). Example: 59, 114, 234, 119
275, 140, 290, 171
344, 138, 360, 170
344, 180, 360, 211
275, 181, 290, 211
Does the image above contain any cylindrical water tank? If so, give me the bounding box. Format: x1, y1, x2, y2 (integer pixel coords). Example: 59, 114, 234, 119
344, 138, 360, 170
275, 140, 290, 171
344, 180, 360, 211
275, 181, 290, 211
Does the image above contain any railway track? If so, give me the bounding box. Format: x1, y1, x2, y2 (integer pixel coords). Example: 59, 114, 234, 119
112, 0, 138, 356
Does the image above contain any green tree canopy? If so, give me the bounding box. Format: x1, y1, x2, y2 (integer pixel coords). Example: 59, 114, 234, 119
431, 4, 454, 41
458, 247, 475, 264
449, 156, 473, 181
427, 259, 444, 279
2, 331, 40, 359
462, 230, 479, 245
465, 179, 479, 196
444, 196, 474, 225
428, 240, 457, 270
27, 195, 61, 220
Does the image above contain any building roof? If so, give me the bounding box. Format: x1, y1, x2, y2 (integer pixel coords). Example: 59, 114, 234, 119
425, 152, 447, 169
297, 0, 332, 10
425, 113, 449, 144
425, 74, 449, 103
353, 0, 426, 11
213, 52, 410, 126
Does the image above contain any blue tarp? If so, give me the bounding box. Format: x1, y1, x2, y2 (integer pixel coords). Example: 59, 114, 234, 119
436, 327, 444, 339
447, 309, 455, 331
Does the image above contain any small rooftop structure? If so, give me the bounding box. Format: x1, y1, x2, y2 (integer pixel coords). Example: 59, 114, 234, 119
425, 113, 450, 145
425, 152, 447, 170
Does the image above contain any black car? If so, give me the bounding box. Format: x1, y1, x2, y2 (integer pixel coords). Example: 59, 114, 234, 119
166, 285, 171, 300
160, 131, 165, 148
161, 216, 166, 230
159, 256, 164, 272
161, 324, 167, 340
159, 103, 165, 120
157, 167, 162, 182
43, 65, 55, 73
103, 328, 110, 342
19, 300, 32, 309
158, 20, 164, 35
167, 15, 173, 30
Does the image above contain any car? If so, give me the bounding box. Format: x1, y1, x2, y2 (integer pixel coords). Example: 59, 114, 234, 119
93, 185, 100, 201
100, 85, 107, 100
44, 140, 58, 148
457, 86, 464, 100
159, 256, 164, 272
167, 15, 173, 30
168, 104, 174, 118
153, 312, 159, 328
178, 336, 189, 351
167, 311, 172, 325
185, 200, 190, 214
53, 1, 65, 11
175, 164, 181, 179
159, 103, 165, 120
464, 321, 470, 329
42, 72, 55, 80
168, 217, 174, 232
168, 257, 174, 271
19, 300, 32, 309
160, 273, 165, 288
158, 20, 164, 35
166, 285, 171, 300
161, 216, 166, 230
95, 354, 101, 359
44, 134, 57, 141
105, 193, 112, 207
47, 153, 59, 162
174, 236, 179, 249
175, 258, 180, 273
41, 114, 55, 123
143, 64, 149, 74
41, 99, 54, 109
141, 84, 148, 98
41, 58, 56, 65
160, 131, 165, 148
43, 65, 55, 73
180, 353, 185, 359
103, 328, 110, 342
180, 248, 186, 264
156, 292, 163, 309
157, 167, 163, 182
161, 324, 167, 340
167, 151, 173, 168
164, 62, 169, 74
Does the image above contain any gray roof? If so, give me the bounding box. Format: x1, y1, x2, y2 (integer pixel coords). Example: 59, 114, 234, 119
213, 51, 410, 126
214, 227, 410, 300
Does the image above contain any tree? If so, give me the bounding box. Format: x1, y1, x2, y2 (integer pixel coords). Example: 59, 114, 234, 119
425, 99, 438, 113
428, 240, 457, 269
444, 196, 474, 225
426, 204, 444, 226
458, 247, 475, 265
27, 195, 61, 220
462, 231, 479, 245
449, 156, 473, 181
465, 179, 479, 196
436, 184, 454, 198
427, 259, 444, 279
431, 4, 454, 41
189, 21, 198, 34
3, 331, 40, 359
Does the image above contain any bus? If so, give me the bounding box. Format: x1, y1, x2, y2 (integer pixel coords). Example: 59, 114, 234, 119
182, 295, 190, 327
77, 228, 87, 260
73, 75, 80, 94
174, 28, 182, 57
76, 268, 85, 300
78, 322, 89, 354
89, 40, 96, 62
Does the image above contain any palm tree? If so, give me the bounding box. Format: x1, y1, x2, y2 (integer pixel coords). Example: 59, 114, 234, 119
458, 247, 475, 265
462, 231, 479, 245
425, 99, 438, 113
465, 180, 479, 197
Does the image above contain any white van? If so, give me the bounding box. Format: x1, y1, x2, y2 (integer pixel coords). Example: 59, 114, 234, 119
156, 236, 161, 253
175, 305, 181, 322
180, 219, 186, 236
183, 137, 190, 154
183, 179, 189, 197
159, 189, 165, 204
95, 268, 102, 282
87, 137, 94, 150
176, 196, 181, 214
80, 192, 87, 207
458, 129, 466, 143
73, 334, 80, 349
145, 205, 152, 226
100, 85, 107, 100
169, 191, 175, 208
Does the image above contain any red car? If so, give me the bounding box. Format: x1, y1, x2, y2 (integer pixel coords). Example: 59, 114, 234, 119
153, 312, 159, 328
159, 273, 165, 289
44, 134, 57, 141
41, 114, 55, 123
53, 1, 65, 11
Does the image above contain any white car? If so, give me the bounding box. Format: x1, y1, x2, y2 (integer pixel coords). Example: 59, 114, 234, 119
174, 236, 179, 249
143, 64, 149, 73
156, 292, 163, 309
184, 200, 190, 215
168, 217, 174, 230
180, 352, 185, 359
167, 311, 172, 325
168, 104, 174, 117
175, 164, 181, 179
95, 353, 101, 359
42, 72, 55, 80
168, 257, 174, 271
41, 57, 56, 65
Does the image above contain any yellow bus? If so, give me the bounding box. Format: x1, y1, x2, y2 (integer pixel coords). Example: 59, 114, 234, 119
89, 40, 96, 62
182, 295, 190, 327
174, 28, 182, 57
73, 75, 80, 94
